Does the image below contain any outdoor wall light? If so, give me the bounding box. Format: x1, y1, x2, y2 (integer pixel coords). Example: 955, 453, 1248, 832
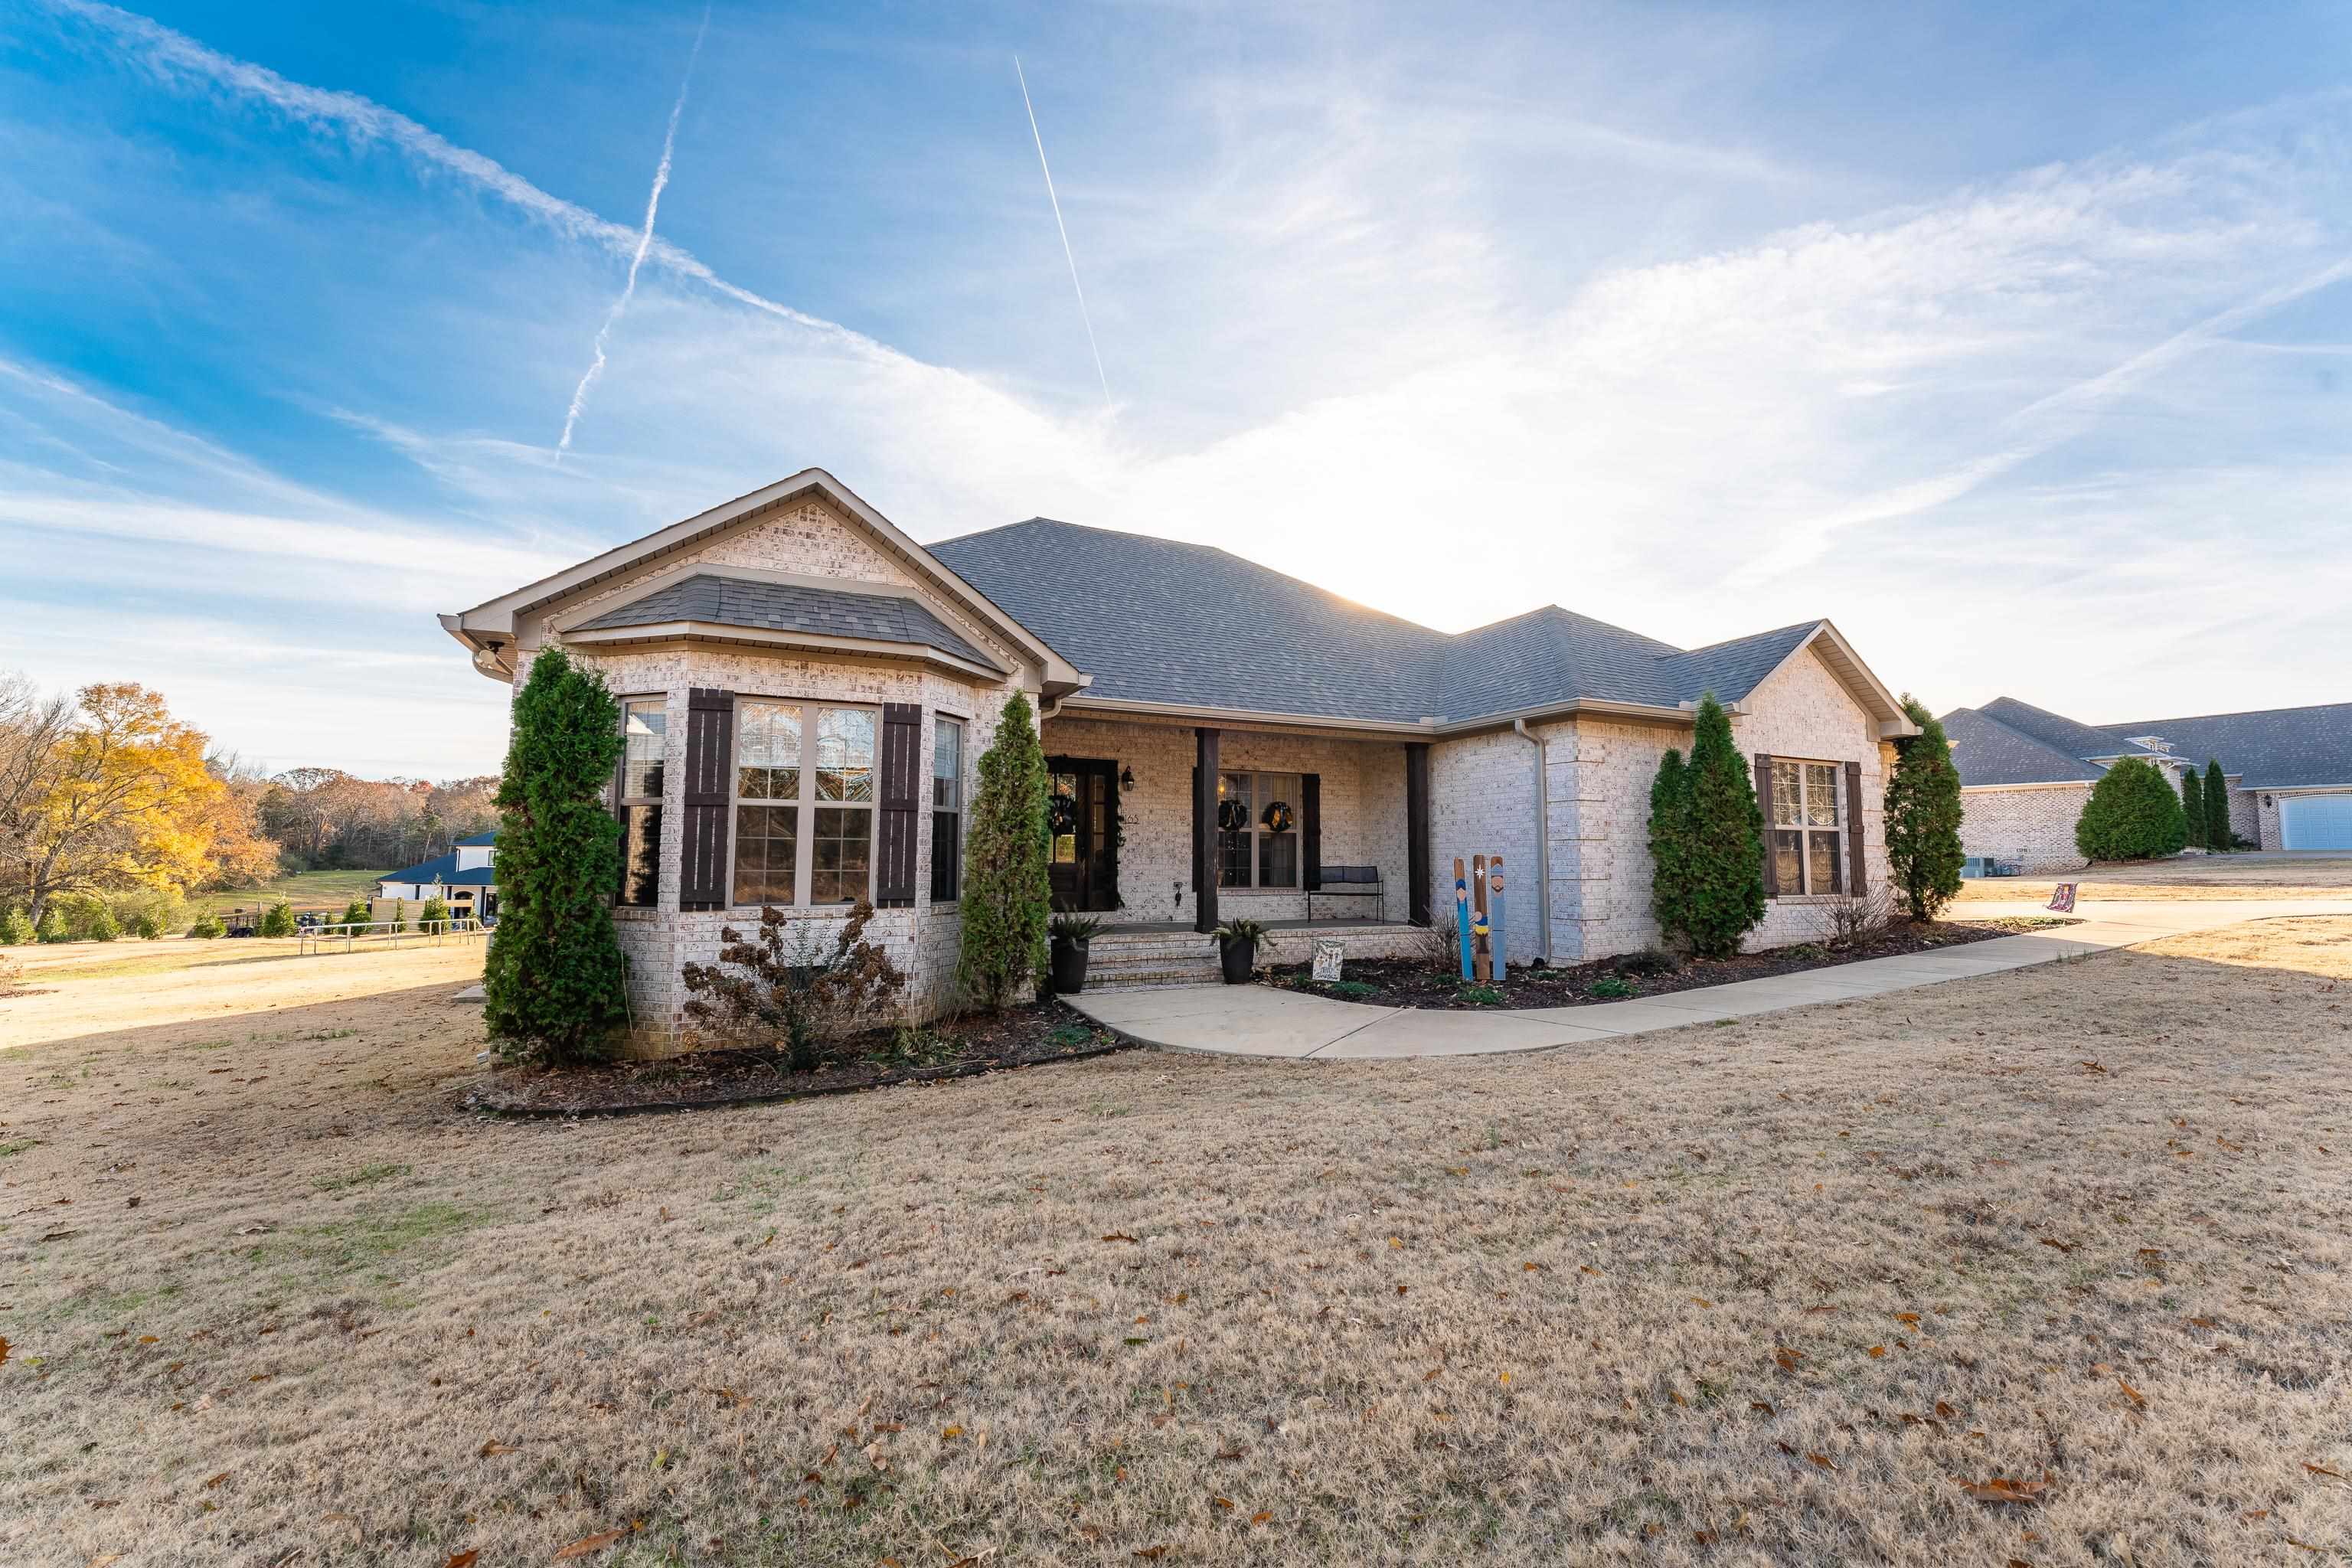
1121, 766, 1135, 789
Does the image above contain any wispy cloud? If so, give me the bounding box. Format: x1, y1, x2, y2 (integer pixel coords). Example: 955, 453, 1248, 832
557, 5, 712, 455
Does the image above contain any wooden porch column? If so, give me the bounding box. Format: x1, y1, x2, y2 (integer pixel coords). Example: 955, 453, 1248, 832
1405, 741, 1432, 926
1194, 727, 1220, 933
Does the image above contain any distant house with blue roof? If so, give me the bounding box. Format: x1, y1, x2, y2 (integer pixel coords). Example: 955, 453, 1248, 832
376, 830, 499, 916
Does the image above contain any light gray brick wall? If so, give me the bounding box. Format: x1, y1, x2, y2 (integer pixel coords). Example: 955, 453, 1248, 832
1958, 785, 2091, 873
1428, 727, 1546, 964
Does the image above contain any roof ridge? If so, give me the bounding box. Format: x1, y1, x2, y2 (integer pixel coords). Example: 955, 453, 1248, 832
1663, 619, 1822, 661
2101, 698, 2352, 727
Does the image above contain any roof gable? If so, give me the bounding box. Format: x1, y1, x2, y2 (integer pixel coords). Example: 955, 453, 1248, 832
568, 573, 1006, 672
1978, 697, 2158, 763
1941, 706, 2106, 786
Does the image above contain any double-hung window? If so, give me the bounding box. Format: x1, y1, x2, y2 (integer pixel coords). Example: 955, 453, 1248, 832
616, 697, 665, 906
1770, 760, 1844, 895
1215, 771, 1302, 889
731, 701, 877, 906
930, 716, 963, 903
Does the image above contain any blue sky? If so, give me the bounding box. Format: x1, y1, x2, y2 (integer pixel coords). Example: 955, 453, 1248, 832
5, 0, 2350, 776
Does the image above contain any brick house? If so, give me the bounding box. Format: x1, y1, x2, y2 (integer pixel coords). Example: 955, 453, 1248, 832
443, 470, 1919, 1045
1942, 695, 2352, 871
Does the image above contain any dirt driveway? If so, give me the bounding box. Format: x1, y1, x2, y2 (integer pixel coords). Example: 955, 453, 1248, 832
4, 917, 2349, 1566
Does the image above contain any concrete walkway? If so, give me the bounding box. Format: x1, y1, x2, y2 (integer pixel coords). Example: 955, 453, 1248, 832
1063, 897, 2352, 1060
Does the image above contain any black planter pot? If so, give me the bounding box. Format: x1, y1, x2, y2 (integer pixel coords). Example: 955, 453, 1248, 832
1218, 936, 1256, 985
1050, 936, 1091, 995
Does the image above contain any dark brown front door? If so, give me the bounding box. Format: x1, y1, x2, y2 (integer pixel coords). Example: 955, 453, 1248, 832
1047, 756, 1119, 912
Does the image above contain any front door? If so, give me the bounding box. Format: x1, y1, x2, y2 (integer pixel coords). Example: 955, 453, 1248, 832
1046, 757, 1120, 911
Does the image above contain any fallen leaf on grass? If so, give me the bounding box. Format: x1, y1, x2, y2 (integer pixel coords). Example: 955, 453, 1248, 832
554, 1530, 628, 1560
204, 1472, 230, 1488
1690, 1296, 1713, 1308
1867, 1346, 1886, 1358
941, 1425, 963, 1440
2115, 1378, 2145, 1406
136, 1335, 158, 1345
1212, 1496, 1234, 1510
443, 1553, 480, 1568
1955, 1476, 2048, 1504
2037, 1239, 2075, 1254
1101, 1233, 1138, 1244
1806, 1453, 1837, 1472
2305, 1462, 2344, 1478
1749, 1400, 1775, 1415
1522, 1262, 1544, 1272
0, 1336, 8, 1366
1251, 1511, 1272, 1526
1773, 1347, 1805, 1372
1893, 1312, 1920, 1325
479, 1440, 519, 1457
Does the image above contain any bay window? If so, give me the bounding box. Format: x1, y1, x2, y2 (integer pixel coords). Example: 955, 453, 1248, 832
1770, 759, 1844, 895
732, 700, 876, 906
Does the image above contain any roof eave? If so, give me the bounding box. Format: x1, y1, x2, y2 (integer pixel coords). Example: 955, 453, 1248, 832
562, 620, 1011, 679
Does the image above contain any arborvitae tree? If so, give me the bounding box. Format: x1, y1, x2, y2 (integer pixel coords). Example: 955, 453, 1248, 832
955, 690, 1052, 1011
35, 906, 67, 942
1646, 746, 1693, 947
187, 911, 227, 939
482, 646, 629, 1064
390, 898, 407, 933
258, 900, 296, 937
1682, 694, 1767, 959
2074, 756, 2188, 861
2179, 766, 2206, 850
421, 893, 451, 927
2203, 758, 2231, 853
1884, 695, 1967, 921
0, 907, 31, 945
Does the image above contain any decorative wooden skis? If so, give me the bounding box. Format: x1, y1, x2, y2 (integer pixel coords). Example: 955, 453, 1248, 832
1453, 857, 1474, 979
1488, 854, 1506, 982
1453, 853, 1509, 983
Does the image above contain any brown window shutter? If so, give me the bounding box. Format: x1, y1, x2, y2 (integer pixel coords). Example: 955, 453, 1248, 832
1844, 758, 1867, 895
679, 688, 734, 910
876, 702, 921, 908
1300, 773, 1322, 891
1753, 752, 1779, 897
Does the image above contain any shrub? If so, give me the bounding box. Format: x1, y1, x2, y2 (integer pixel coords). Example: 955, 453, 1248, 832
390, 898, 407, 933
1884, 696, 1966, 921
35, 906, 69, 942
1457, 983, 1504, 1005
132, 908, 165, 940
681, 902, 910, 1072
2074, 756, 2187, 862
258, 900, 297, 937
2203, 759, 2230, 855
955, 691, 1052, 1011
1816, 886, 1893, 950
483, 646, 630, 1065
1318, 978, 1380, 1001
1587, 975, 1637, 999
1646, 746, 1692, 947
2180, 766, 2206, 851
1615, 948, 1680, 977
83, 900, 122, 942
420, 895, 451, 927
0, 907, 31, 946
187, 911, 227, 939
1682, 694, 1766, 959
337, 899, 372, 932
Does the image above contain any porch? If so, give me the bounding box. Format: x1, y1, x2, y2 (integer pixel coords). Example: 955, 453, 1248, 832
1082, 916, 1432, 990
1037, 710, 1436, 936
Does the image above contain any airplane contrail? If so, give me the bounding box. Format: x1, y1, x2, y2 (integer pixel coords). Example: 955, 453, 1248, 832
557, 5, 713, 456
1014, 54, 1112, 413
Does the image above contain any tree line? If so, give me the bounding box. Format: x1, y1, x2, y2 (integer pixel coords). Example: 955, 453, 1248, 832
2, 671, 497, 927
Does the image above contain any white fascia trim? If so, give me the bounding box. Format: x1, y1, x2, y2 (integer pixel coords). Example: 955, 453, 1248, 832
445, 469, 1083, 690
561, 621, 1011, 680
2251, 782, 2352, 796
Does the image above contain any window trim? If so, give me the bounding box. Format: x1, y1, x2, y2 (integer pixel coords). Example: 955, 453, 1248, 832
1769, 757, 1845, 897
729, 696, 881, 909
930, 714, 964, 904
1216, 769, 1305, 891
616, 694, 667, 908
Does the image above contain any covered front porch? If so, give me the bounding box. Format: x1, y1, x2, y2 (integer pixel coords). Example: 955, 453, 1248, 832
1036, 709, 1436, 935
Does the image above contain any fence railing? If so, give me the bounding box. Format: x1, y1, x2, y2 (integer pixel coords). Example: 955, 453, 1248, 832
296, 917, 485, 955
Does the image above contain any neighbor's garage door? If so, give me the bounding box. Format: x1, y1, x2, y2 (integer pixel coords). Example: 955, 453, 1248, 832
2281, 792, 2352, 850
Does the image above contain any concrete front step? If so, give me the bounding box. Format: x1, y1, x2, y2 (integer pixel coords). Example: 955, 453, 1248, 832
1083, 965, 1224, 992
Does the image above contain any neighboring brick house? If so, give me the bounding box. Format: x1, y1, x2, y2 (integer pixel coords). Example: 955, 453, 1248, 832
443, 469, 1919, 1047
1942, 695, 2352, 869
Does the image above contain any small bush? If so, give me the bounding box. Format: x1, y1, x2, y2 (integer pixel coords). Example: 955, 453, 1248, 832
35, 906, 68, 943
1317, 978, 1380, 1001
83, 901, 122, 942
132, 908, 165, 940
1615, 948, 1679, 977
1457, 983, 1504, 1005
420, 895, 451, 927
955, 690, 1052, 1011
0, 907, 31, 946
2203, 759, 2230, 855
390, 898, 407, 933
1815, 886, 1893, 951
2075, 756, 2187, 862
1587, 975, 1638, 999
682, 902, 910, 1073
259, 900, 297, 938
872, 1024, 959, 1070
187, 912, 227, 939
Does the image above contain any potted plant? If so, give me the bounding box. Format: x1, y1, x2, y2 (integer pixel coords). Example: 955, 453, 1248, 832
1049, 913, 1106, 995
1214, 916, 1266, 985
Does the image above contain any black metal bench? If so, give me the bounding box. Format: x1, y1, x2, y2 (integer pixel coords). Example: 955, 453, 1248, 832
1309, 864, 1384, 920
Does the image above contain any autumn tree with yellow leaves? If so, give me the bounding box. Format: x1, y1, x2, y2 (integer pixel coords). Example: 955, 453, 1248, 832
0, 677, 265, 924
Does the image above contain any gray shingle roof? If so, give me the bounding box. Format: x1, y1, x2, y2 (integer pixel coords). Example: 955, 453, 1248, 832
928, 518, 1832, 725
378, 852, 497, 887
1940, 706, 2106, 786
572, 575, 1001, 670
1977, 697, 2157, 764
2098, 703, 2352, 789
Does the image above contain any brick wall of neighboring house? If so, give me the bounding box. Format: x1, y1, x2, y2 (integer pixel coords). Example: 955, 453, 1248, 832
1957, 784, 2091, 873
2223, 779, 2262, 848
2257, 792, 2282, 851
1037, 715, 1414, 929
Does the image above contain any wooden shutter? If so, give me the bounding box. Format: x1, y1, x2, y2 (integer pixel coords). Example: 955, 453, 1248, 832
1844, 758, 1867, 896
679, 688, 735, 910
1753, 753, 1779, 897
1300, 773, 1322, 890
875, 703, 921, 908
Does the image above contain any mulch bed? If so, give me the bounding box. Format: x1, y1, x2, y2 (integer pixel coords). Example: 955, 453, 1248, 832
463, 998, 1137, 1117
1267, 915, 2081, 1011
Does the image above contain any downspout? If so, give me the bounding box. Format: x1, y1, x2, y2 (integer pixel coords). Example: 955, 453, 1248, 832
1511, 720, 1553, 963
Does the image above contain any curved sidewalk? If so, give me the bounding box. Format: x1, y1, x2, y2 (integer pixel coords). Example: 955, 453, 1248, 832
1061, 898, 2352, 1060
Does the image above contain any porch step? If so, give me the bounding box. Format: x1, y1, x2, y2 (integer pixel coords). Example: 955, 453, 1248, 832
1084, 936, 1219, 963
1077, 933, 1222, 991
1083, 962, 1223, 992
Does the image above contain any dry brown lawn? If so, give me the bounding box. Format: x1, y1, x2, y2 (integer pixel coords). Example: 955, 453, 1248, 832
1954, 855, 2352, 903
5, 921, 2350, 1566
